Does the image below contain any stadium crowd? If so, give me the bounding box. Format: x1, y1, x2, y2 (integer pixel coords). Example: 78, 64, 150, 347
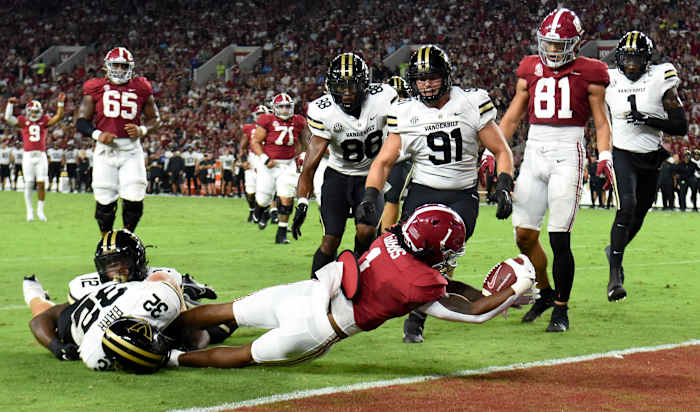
0, 0, 698, 194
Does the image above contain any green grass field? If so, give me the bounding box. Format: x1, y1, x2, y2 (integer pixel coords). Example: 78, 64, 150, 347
1, 191, 698, 411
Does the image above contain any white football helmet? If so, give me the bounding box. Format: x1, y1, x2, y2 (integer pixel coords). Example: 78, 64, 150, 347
253, 104, 270, 122
25, 101, 43, 122
271, 93, 294, 120
104, 47, 135, 84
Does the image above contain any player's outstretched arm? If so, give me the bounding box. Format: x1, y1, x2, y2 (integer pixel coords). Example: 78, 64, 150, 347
46, 92, 65, 127
4, 97, 18, 126
29, 302, 79, 360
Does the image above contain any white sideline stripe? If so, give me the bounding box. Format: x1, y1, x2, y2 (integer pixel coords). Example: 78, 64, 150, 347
0, 305, 25, 311
168, 339, 700, 412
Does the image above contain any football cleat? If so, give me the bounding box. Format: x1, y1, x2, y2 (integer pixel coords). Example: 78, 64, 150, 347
275, 234, 290, 244
247, 211, 256, 223
26, 210, 34, 222
604, 245, 625, 284
23, 274, 50, 305
546, 305, 569, 332
270, 209, 279, 224
521, 287, 554, 323
258, 210, 270, 230
37, 211, 47, 222
182, 273, 217, 301
402, 311, 426, 343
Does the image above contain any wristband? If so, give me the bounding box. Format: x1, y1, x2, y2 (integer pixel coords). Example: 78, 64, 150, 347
91, 130, 103, 141
259, 154, 270, 165
297, 197, 309, 205
362, 186, 380, 203
139, 125, 148, 136
57, 102, 64, 108
598, 150, 612, 162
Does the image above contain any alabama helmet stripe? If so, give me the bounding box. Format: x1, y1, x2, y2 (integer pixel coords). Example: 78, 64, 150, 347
548, 9, 566, 36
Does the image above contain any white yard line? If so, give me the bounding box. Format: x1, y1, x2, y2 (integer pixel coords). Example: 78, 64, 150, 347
168, 339, 700, 412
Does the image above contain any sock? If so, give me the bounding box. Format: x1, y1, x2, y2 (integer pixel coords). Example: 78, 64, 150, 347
167, 349, 184, 367
24, 186, 33, 214
37, 200, 44, 214
23, 278, 47, 306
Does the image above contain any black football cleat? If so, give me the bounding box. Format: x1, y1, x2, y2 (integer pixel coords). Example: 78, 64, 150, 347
247, 211, 256, 223
270, 209, 279, 224
521, 287, 554, 323
402, 311, 426, 343
545, 305, 569, 332
182, 273, 217, 301
607, 267, 627, 302
258, 210, 270, 230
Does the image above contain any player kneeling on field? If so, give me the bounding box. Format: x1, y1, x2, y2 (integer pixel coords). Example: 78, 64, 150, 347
164, 204, 538, 369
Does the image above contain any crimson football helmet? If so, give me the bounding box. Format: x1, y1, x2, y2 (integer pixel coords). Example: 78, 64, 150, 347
25, 100, 43, 122
401, 204, 466, 275
537, 8, 584, 69
104, 47, 135, 84
271, 93, 294, 120
407, 45, 452, 104
94, 229, 148, 283
253, 104, 270, 122
615, 31, 654, 82
326, 52, 370, 114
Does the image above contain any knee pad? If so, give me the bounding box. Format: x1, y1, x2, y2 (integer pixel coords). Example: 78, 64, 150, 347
95, 201, 118, 233
277, 203, 293, 216
122, 200, 143, 232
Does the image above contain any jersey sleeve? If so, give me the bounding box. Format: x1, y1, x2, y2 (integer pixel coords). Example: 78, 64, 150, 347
386, 100, 404, 135
306, 99, 331, 140
659, 63, 680, 92
82, 78, 104, 97
16, 115, 26, 125
515, 55, 536, 79
134, 76, 154, 97
470, 88, 497, 131
256, 113, 272, 130
582, 58, 610, 86
67, 273, 104, 304
294, 114, 307, 131
141, 281, 183, 330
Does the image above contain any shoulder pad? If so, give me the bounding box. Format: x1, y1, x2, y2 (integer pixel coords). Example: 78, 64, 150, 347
83, 78, 107, 95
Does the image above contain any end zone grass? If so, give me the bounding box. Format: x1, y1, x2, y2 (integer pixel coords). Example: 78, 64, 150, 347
1, 191, 697, 411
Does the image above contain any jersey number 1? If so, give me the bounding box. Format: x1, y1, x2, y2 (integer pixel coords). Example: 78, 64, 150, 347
534, 77, 573, 119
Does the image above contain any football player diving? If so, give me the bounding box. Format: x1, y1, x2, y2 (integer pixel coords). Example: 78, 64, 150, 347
162, 204, 539, 369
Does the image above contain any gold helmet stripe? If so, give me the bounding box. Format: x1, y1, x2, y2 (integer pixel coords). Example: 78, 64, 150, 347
340, 53, 353, 78
104, 328, 163, 361
102, 231, 115, 254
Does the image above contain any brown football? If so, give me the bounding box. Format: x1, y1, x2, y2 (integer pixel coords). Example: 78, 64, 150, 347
481, 257, 523, 296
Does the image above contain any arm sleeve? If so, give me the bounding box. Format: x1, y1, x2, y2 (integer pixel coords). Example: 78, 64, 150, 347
421, 294, 519, 324
4, 103, 17, 126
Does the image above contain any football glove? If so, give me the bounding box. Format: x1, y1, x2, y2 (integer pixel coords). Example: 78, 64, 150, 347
291, 201, 308, 240
625, 109, 649, 126
355, 187, 380, 226
49, 337, 79, 361
596, 151, 615, 191
494, 173, 514, 220
478, 149, 495, 187
182, 273, 217, 301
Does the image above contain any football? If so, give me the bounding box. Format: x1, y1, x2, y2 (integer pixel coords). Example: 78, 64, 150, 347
481, 257, 524, 296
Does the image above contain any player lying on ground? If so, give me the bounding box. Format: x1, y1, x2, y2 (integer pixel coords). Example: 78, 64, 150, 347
25, 230, 233, 367
163, 204, 538, 369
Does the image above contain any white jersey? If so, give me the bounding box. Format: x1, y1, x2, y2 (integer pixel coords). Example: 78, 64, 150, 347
183, 151, 196, 167
387, 87, 496, 190
307, 83, 398, 176
64, 148, 78, 164
220, 154, 235, 171
606, 63, 680, 153
67, 267, 183, 304
13, 148, 23, 164
70, 280, 182, 370
47, 148, 64, 162
691, 157, 700, 179
0, 147, 11, 165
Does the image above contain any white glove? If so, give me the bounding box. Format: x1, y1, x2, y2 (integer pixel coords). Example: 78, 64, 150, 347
509, 254, 536, 296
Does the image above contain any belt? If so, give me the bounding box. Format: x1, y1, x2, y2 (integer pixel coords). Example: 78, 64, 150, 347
327, 311, 348, 340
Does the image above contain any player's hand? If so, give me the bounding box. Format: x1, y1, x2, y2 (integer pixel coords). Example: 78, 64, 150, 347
356, 187, 380, 226
291, 201, 308, 240
596, 151, 615, 191
625, 109, 649, 126
57, 93, 66, 103
125, 123, 145, 139
478, 151, 495, 187
266, 158, 276, 168
98, 131, 117, 145
494, 173, 514, 219
242, 161, 250, 170
49, 337, 80, 361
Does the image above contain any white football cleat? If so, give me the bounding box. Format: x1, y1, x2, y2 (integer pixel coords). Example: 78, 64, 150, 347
23, 275, 50, 305
26, 211, 34, 222
38, 211, 47, 222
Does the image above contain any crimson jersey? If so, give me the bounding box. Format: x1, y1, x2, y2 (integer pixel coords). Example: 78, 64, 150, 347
256, 113, 306, 160
517, 55, 609, 126
82, 76, 153, 138
242, 123, 257, 153
17, 115, 51, 152
351, 232, 447, 331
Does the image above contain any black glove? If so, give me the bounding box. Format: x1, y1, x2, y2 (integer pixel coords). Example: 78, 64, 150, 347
49, 337, 79, 361
494, 173, 514, 220
626, 109, 649, 126
355, 187, 380, 225
291, 202, 308, 240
